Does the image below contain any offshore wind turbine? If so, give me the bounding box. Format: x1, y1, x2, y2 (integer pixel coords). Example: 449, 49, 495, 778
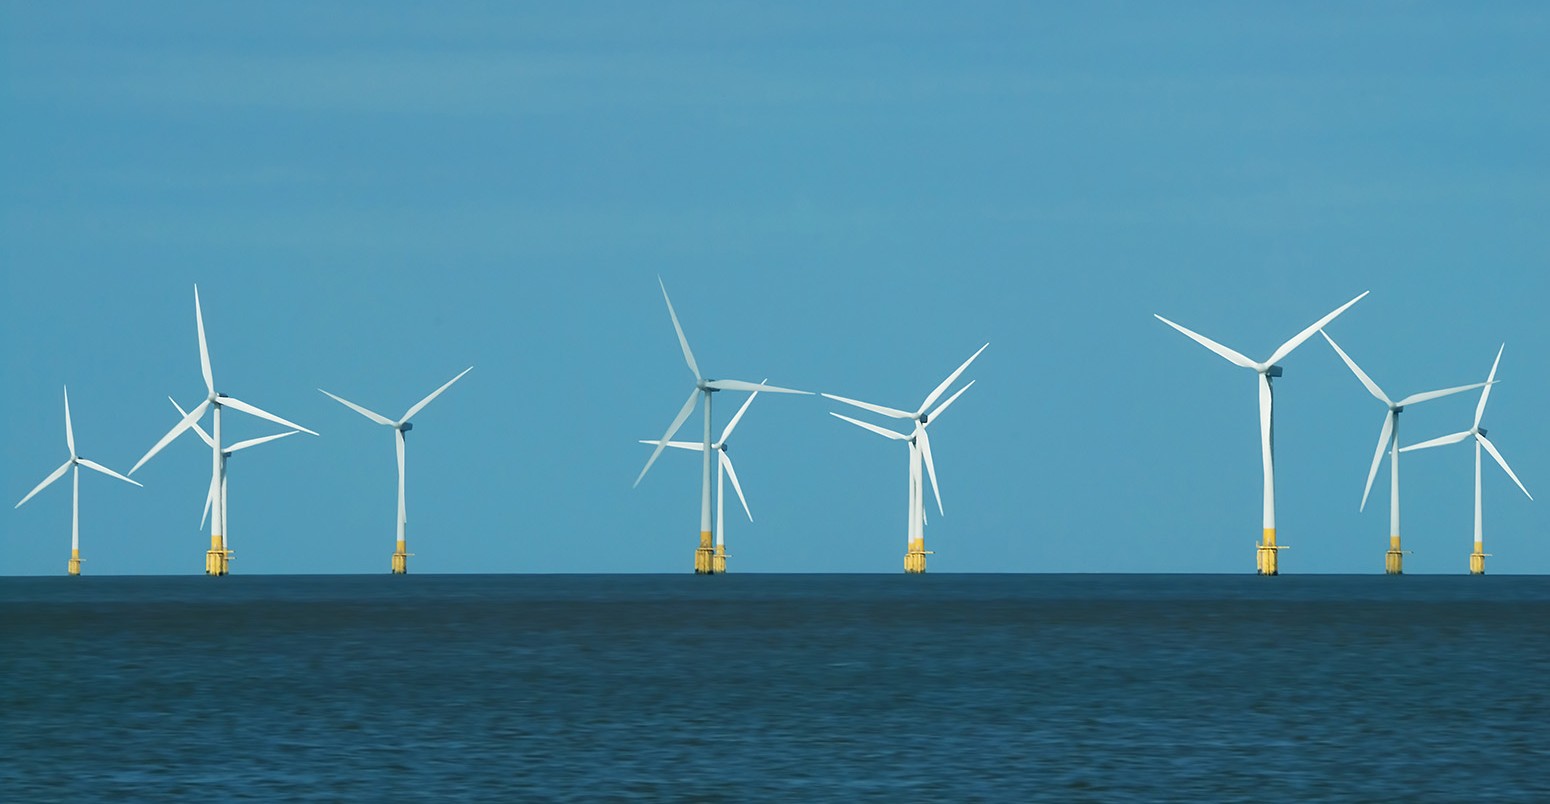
635, 278, 809, 574
1400, 345, 1532, 575
639, 384, 762, 573
172, 398, 299, 562
1318, 332, 1488, 574
824, 343, 985, 573
319, 367, 472, 574
1155, 291, 1368, 575
130, 285, 319, 575
15, 387, 142, 575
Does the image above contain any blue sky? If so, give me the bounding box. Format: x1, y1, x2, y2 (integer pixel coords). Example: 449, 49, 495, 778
4, 2, 1547, 574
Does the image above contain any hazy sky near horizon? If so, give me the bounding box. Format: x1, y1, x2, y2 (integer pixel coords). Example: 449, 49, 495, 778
4, 2, 1547, 574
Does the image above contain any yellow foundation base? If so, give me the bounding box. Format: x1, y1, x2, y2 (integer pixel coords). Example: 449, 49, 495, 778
1256, 529, 1284, 575
712, 544, 727, 574
1470, 541, 1487, 575
67, 549, 81, 576
904, 538, 929, 574
1385, 536, 1405, 575
205, 534, 229, 576
694, 531, 716, 574
392, 539, 409, 574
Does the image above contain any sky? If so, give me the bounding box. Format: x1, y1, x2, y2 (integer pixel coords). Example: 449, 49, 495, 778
3, 2, 1547, 575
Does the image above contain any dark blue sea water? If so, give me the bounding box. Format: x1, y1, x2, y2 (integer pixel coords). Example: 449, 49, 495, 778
3, 574, 1547, 802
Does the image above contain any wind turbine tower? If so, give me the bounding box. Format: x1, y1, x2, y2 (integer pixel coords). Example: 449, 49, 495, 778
15, 387, 142, 574
319, 366, 473, 574
1318, 332, 1487, 574
1155, 291, 1368, 574
825, 344, 985, 573
131, 285, 319, 575
1400, 345, 1532, 574
635, 278, 809, 574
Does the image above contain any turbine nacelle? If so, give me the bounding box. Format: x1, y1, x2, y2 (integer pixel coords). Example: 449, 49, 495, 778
1262, 365, 1284, 378
400, 421, 414, 433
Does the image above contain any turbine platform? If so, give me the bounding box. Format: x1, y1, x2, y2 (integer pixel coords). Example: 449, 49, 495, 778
904, 538, 930, 574
694, 532, 717, 574
205, 534, 230, 576
67, 549, 81, 576
392, 540, 411, 574
1255, 530, 1285, 576
1470, 541, 1489, 575
1385, 536, 1408, 575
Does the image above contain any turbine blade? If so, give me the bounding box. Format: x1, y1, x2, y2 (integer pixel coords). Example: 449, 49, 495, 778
396, 428, 407, 527
131, 399, 211, 474
1319, 331, 1390, 406
1478, 434, 1532, 501
1399, 431, 1473, 453
1395, 381, 1491, 408
720, 451, 753, 522
1474, 344, 1504, 428
201, 470, 215, 529
830, 412, 910, 441
659, 277, 701, 381
1360, 411, 1395, 512
719, 380, 763, 444
63, 386, 76, 456
920, 343, 989, 415
919, 427, 943, 516
820, 393, 913, 419
401, 366, 473, 423
76, 458, 142, 487
170, 397, 216, 448
1266, 291, 1370, 367
194, 285, 214, 395
15, 459, 72, 508
319, 390, 394, 426
1154, 314, 1258, 369
926, 380, 974, 423
220, 396, 319, 436
637, 440, 704, 452
635, 388, 700, 487
227, 431, 300, 453
704, 379, 809, 395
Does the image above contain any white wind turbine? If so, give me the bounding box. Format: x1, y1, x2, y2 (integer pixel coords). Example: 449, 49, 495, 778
824, 343, 986, 572
319, 366, 472, 574
171, 398, 299, 558
1155, 291, 1368, 575
639, 384, 762, 572
1400, 345, 1532, 575
15, 387, 142, 575
1318, 331, 1489, 574
635, 278, 809, 574
130, 285, 319, 576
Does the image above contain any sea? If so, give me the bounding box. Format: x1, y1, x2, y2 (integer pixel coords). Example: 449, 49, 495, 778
2, 574, 1547, 802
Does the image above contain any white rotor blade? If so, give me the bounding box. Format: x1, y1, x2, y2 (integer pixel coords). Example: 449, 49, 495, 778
1399, 431, 1473, 453
63, 386, 76, 457
830, 412, 910, 441
227, 431, 300, 453
920, 343, 989, 415
1266, 291, 1369, 367
395, 428, 407, 527
170, 398, 216, 448
319, 390, 394, 426
194, 285, 214, 395
77, 458, 142, 487
719, 380, 763, 444
821, 393, 914, 420
220, 396, 319, 436
1319, 330, 1389, 406
1478, 434, 1532, 501
131, 398, 211, 474
635, 388, 700, 487
658, 277, 701, 381
1359, 410, 1395, 512
638, 440, 704, 452
15, 459, 72, 508
704, 379, 809, 395
918, 427, 943, 516
1154, 314, 1258, 369
401, 366, 473, 423
201, 469, 215, 529
720, 451, 753, 522
927, 381, 974, 423
1395, 381, 1490, 408
1474, 344, 1504, 428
